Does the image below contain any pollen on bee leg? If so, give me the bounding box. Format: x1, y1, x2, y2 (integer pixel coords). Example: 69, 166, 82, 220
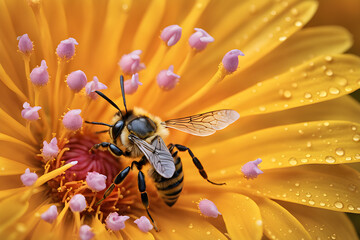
241, 158, 263, 179
21, 168, 38, 186
40, 205, 58, 223
198, 199, 221, 218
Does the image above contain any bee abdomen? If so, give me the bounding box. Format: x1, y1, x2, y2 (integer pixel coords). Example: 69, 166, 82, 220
150, 154, 184, 207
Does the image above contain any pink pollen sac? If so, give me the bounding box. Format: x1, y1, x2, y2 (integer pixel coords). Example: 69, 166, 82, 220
134, 216, 153, 233
41, 205, 58, 223
20, 168, 38, 186
188, 28, 214, 51
118, 50, 145, 75
86, 172, 107, 192
56, 37, 78, 60
198, 199, 221, 218
241, 158, 263, 179
30, 60, 49, 86
42, 137, 59, 161
105, 212, 130, 231
69, 194, 87, 212
222, 49, 245, 73
85, 76, 107, 100
79, 225, 95, 240
66, 70, 87, 92
156, 65, 180, 91
17, 34, 33, 55
63, 109, 83, 131
124, 73, 142, 95
21, 102, 41, 121
160, 25, 182, 47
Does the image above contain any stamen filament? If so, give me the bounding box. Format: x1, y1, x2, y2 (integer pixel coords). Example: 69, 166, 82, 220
55, 201, 69, 228
0, 64, 27, 102
177, 50, 196, 76
52, 60, 66, 132
56, 147, 70, 169
73, 211, 81, 233
34, 161, 78, 187
25, 121, 38, 145
168, 65, 227, 115
22, 55, 34, 103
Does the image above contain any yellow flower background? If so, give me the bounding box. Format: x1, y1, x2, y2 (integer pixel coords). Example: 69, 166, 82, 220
0, 0, 360, 239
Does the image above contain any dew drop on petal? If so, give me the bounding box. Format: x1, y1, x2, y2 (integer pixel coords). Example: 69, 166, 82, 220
352, 134, 360, 142
329, 87, 340, 95
294, 20, 303, 27
279, 36, 287, 42
324, 56, 333, 62
308, 200, 315, 205
288, 157, 298, 166
325, 69, 333, 76
334, 201, 344, 209
335, 148, 345, 156
348, 205, 355, 211
283, 90, 292, 99
325, 156, 336, 164
304, 92, 312, 99
336, 77, 347, 86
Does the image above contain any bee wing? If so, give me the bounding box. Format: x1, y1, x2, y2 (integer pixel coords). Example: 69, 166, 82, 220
162, 109, 240, 136
128, 134, 175, 178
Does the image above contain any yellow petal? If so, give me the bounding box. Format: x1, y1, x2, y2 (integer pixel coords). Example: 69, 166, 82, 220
282, 201, 359, 240
189, 121, 360, 172
253, 197, 311, 240
207, 54, 360, 117
211, 193, 263, 240
224, 165, 360, 214
123, 221, 155, 240
0, 156, 35, 175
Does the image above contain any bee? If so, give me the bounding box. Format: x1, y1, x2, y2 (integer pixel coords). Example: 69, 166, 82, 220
86, 76, 239, 231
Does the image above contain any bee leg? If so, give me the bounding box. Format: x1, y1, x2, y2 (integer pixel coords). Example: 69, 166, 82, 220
138, 170, 159, 232
173, 144, 226, 186
89, 142, 124, 156
96, 166, 131, 206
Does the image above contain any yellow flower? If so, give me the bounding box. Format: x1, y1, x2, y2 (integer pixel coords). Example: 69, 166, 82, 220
0, 0, 360, 239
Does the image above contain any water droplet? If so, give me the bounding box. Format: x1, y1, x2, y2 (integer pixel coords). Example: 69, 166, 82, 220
305, 193, 312, 198
188, 223, 193, 229
306, 141, 312, 148
291, 8, 298, 15
324, 56, 333, 62
345, 86, 353, 92
353, 134, 360, 142
206, 231, 211, 235
352, 126, 357, 131
16, 223, 26, 233
334, 201, 343, 209
331, 233, 337, 239
308, 200, 315, 205
291, 82, 298, 88
348, 205, 355, 211
325, 156, 336, 163
283, 90, 292, 99
211, 148, 217, 154
288, 157, 298, 166
294, 182, 300, 187
323, 122, 330, 127
172, 229, 176, 233
259, 106, 266, 112
256, 219, 263, 226
319, 202, 326, 207
345, 156, 352, 161
329, 87, 340, 95
301, 158, 308, 163
298, 129, 304, 135
122, 3, 129, 11
279, 36, 287, 42
335, 148, 345, 156
355, 154, 360, 160
319, 91, 327, 97
294, 21, 303, 27
336, 77, 347, 86
304, 92, 312, 99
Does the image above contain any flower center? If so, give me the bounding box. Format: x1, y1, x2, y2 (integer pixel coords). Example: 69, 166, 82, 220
46, 132, 137, 217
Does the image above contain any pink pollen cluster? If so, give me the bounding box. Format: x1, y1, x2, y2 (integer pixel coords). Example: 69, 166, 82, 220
56, 37, 78, 60
160, 25, 182, 46
63, 109, 83, 131
124, 73, 142, 95
241, 158, 263, 179
188, 28, 214, 51
85, 76, 107, 99
42, 137, 59, 161
156, 65, 180, 91
30, 60, 49, 86
41, 205, 58, 223
86, 172, 107, 192
17, 34, 33, 55
134, 216, 153, 232
198, 199, 221, 218
79, 225, 95, 240
21, 102, 41, 121
222, 49, 245, 73
118, 50, 145, 75
69, 194, 87, 212
105, 212, 130, 231
20, 168, 38, 186
67, 70, 87, 92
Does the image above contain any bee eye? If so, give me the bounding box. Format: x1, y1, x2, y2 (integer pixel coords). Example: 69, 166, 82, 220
127, 117, 156, 139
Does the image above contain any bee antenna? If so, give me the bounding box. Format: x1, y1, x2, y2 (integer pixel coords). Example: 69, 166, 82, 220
85, 121, 113, 127
120, 75, 128, 114
95, 91, 123, 117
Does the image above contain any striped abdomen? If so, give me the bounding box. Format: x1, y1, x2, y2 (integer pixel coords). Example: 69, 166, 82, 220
149, 150, 183, 207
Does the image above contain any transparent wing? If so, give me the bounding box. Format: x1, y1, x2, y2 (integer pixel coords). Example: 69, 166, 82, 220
128, 134, 175, 178
162, 109, 240, 136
